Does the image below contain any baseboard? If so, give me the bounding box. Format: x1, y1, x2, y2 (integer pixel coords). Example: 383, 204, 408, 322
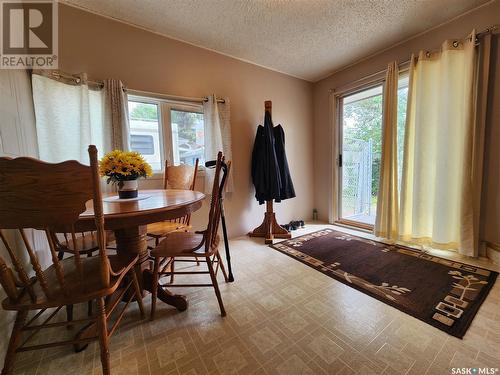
485, 241, 500, 265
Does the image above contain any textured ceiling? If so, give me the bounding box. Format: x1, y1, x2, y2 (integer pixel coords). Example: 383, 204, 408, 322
63, 0, 490, 82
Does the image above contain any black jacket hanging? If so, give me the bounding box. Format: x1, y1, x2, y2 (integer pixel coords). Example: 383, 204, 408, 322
251, 111, 295, 204
273, 124, 295, 201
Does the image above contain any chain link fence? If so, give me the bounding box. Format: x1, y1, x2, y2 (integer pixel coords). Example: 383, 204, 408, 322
342, 137, 375, 223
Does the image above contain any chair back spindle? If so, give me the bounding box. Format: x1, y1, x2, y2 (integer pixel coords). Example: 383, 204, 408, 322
88, 145, 110, 287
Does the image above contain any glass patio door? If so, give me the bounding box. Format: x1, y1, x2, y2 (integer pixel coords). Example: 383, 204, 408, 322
338, 84, 384, 227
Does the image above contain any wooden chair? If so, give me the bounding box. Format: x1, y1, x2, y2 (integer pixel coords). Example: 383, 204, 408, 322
147, 158, 199, 247
0, 145, 145, 375
150, 152, 229, 320
163, 159, 232, 285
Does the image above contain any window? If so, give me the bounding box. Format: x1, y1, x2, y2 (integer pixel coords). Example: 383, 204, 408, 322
171, 109, 205, 166
128, 96, 204, 172
128, 100, 162, 170
336, 72, 409, 229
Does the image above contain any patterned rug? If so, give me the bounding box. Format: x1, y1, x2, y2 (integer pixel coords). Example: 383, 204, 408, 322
271, 229, 498, 338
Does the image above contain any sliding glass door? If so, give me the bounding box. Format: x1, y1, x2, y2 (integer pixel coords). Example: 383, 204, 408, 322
337, 75, 409, 229
339, 84, 383, 227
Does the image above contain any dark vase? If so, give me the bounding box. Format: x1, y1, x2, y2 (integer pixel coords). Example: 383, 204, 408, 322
118, 180, 138, 199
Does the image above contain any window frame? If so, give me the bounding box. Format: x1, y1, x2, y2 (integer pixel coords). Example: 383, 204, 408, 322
162, 103, 205, 169
128, 96, 164, 175
127, 94, 205, 176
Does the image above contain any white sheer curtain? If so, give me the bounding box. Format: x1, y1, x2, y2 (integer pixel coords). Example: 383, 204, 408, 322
203, 94, 233, 193
32, 73, 111, 163
399, 33, 478, 255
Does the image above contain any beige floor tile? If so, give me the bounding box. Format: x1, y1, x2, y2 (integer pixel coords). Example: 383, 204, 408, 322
174, 356, 208, 375
277, 283, 310, 304
254, 292, 288, 314
239, 320, 292, 364
264, 352, 323, 375
272, 306, 321, 342
260, 272, 288, 288
187, 316, 238, 352
201, 337, 260, 375
339, 350, 386, 374
225, 301, 268, 333
301, 294, 336, 319
431, 338, 478, 371
151, 331, 199, 371
375, 343, 416, 374
298, 331, 346, 373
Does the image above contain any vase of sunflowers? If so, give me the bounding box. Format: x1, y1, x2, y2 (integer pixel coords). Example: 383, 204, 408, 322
99, 150, 153, 199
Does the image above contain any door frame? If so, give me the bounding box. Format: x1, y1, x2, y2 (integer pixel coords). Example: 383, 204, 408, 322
333, 77, 386, 230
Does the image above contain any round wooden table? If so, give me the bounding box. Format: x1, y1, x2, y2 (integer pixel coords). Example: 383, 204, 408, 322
77, 189, 205, 311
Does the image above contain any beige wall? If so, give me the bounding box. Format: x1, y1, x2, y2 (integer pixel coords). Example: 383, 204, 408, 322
312, 0, 500, 245
58, 4, 314, 238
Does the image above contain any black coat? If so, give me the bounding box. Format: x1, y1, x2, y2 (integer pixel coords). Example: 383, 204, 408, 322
251, 111, 295, 204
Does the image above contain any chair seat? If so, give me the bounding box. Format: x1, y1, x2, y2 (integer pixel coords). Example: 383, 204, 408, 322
147, 221, 191, 238
2, 254, 137, 311
151, 232, 219, 258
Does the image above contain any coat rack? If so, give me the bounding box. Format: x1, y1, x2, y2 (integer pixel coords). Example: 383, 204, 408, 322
248, 101, 292, 244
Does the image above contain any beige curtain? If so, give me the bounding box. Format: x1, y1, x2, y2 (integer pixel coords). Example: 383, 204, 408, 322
103, 79, 130, 151
399, 32, 479, 256
375, 62, 399, 240
473, 34, 492, 257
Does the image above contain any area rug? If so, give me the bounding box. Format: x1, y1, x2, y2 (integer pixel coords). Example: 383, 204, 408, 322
271, 229, 498, 338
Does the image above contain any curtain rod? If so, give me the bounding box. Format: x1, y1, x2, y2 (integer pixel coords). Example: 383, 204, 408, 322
32, 69, 105, 91
476, 25, 498, 38
329, 25, 497, 94
126, 88, 225, 104
32, 70, 225, 103
31, 69, 103, 88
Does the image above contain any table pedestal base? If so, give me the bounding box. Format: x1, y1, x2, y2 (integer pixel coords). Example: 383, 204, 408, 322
114, 225, 187, 310
73, 224, 187, 352
143, 269, 188, 311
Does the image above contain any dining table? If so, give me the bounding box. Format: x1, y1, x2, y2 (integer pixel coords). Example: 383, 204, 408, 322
77, 188, 205, 311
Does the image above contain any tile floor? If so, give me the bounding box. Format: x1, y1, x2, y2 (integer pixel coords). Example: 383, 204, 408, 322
11, 224, 500, 375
